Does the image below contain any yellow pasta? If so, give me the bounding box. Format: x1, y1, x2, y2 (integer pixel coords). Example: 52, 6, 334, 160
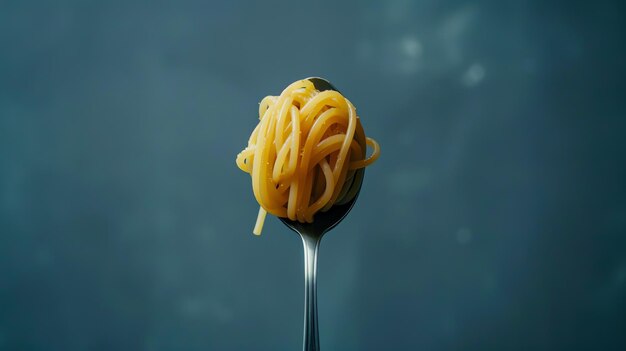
236, 79, 380, 235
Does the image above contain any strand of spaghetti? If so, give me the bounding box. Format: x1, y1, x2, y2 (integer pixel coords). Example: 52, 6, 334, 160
349, 137, 380, 169
286, 105, 300, 181
253, 207, 267, 236
306, 158, 335, 220
310, 135, 363, 171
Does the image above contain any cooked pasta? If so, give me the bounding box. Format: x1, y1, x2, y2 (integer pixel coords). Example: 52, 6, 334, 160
236, 79, 380, 235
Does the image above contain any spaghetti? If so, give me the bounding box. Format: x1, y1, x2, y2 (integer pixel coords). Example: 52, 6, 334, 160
236, 79, 380, 235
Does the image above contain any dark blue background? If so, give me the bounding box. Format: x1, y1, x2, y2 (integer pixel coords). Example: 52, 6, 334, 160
1, 0, 625, 350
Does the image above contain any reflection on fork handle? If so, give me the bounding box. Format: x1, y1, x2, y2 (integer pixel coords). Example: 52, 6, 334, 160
302, 234, 322, 351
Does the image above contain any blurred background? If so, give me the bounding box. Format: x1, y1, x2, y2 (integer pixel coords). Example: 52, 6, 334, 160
1, 0, 625, 350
